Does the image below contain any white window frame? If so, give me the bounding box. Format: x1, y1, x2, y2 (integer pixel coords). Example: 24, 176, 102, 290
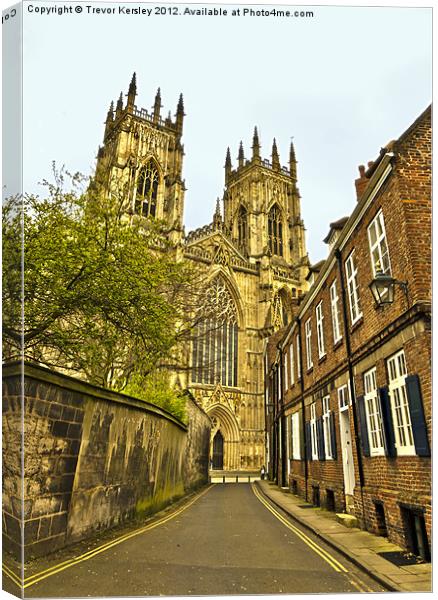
292, 412, 301, 460
289, 342, 295, 387
296, 336, 301, 379
284, 348, 289, 391
368, 209, 392, 277
330, 280, 342, 344
305, 318, 313, 370
345, 251, 362, 325
322, 395, 333, 459
363, 367, 385, 456
286, 415, 291, 476
338, 384, 350, 411
387, 350, 415, 456
316, 301, 326, 358
310, 402, 318, 460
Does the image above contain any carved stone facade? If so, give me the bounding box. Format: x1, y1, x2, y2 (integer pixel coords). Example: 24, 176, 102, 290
96, 75, 310, 472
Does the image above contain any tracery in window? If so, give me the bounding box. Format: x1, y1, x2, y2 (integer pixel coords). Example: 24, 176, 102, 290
135, 159, 159, 217
268, 203, 283, 256
192, 277, 238, 387
237, 205, 248, 250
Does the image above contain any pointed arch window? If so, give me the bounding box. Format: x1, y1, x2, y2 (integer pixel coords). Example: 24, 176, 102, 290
135, 159, 159, 217
237, 205, 248, 250
268, 204, 283, 256
192, 277, 238, 387
272, 291, 289, 330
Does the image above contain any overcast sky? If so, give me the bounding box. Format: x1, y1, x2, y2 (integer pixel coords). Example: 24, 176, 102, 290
9, 1, 433, 262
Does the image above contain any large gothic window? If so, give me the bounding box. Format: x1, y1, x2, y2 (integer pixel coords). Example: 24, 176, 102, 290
237, 205, 248, 251
192, 277, 238, 387
268, 204, 283, 256
135, 159, 159, 217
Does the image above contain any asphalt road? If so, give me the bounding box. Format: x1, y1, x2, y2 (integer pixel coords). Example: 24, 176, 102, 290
8, 483, 385, 597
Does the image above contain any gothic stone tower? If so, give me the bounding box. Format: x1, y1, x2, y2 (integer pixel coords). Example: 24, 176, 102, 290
184, 129, 309, 474
95, 73, 186, 244
95, 77, 309, 474
224, 128, 307, 270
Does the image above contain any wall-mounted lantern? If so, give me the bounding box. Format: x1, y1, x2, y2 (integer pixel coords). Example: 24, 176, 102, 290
369, 269, 409, 307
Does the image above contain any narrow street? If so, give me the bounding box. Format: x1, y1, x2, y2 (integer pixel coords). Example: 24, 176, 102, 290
9, 484, 385, 596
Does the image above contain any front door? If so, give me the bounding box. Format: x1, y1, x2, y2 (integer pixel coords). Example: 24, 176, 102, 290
212, 430, 224, 470
339, 408, 355, 496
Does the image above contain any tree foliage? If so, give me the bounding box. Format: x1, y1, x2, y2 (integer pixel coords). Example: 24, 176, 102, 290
2, 168, 203, 410
123, 371, 187, 424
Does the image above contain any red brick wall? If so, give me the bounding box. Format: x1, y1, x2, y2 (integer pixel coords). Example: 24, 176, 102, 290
269, 106, 431, 555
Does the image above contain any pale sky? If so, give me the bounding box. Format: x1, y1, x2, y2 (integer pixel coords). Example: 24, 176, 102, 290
5, 1, 433, 262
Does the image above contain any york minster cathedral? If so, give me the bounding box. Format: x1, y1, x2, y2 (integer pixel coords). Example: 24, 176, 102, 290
95, 74, 310, 473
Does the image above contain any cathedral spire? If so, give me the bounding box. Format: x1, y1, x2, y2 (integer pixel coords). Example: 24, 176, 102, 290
290, 140, 297, 182
104, 101, 114, 136
153, 87, 162, 123
106, 101, 114, 123
225, 146, 232, 178
213, 197, 223, 230
238, 141, 244, 168
252, 127, 261, 161
176, 93, 185, 133
116, 92, 123, 116
272, 138, 280, 171
127, 72, 137, 111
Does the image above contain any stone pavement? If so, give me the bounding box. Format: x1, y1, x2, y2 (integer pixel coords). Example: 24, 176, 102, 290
256, 480, 432, 593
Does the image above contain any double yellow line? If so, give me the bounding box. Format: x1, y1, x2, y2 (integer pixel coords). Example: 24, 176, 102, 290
2, 562, 22, 588
252, 485, 375, 593
2, 485, 212, 590
252, 484, 348, 573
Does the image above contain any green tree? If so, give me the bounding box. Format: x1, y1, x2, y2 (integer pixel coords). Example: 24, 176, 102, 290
123, 371, 187, 423
2, 168, 203, 404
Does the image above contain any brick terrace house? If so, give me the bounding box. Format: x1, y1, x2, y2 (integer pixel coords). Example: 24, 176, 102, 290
264, 106, 431, 560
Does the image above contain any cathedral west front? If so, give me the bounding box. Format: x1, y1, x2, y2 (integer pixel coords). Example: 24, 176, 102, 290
95, 74, 310, 474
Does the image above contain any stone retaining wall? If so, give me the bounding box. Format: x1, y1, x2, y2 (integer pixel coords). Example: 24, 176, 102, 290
2, 362, 210, 559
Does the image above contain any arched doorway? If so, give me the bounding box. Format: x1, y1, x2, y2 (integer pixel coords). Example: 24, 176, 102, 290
212, 431, 224, 469
207, 403, 240, 471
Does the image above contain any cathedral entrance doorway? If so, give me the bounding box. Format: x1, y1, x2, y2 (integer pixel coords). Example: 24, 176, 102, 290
207, 403, 240, 471
212, 431, 224, 469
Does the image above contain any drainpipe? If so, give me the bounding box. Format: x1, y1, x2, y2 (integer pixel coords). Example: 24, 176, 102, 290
263, 351, 269, 477
335, 249, 365, 515
296, 316, 308, 502
277, 343, 283, 487
272, 365, 278, 484
278, 341, 287, 488
276, 354, 282, 486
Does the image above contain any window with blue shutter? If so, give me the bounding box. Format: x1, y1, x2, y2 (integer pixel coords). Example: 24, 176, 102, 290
305, 422, 312, 460
378, 386, 396, 458
364, 367, 385, 456
317, 417, 326, 460
405, 375, 430, 457
356, 395, 371, 457
387, 350, 415, 455
329, 412, 337, 459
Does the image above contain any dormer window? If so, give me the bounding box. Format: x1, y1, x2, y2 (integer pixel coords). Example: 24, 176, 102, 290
323, 217, 349, 252
135, 159, 159, 217
268, 204, 283, 256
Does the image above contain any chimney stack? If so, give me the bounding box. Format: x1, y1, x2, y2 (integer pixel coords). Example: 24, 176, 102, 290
355, 164, 369, 201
